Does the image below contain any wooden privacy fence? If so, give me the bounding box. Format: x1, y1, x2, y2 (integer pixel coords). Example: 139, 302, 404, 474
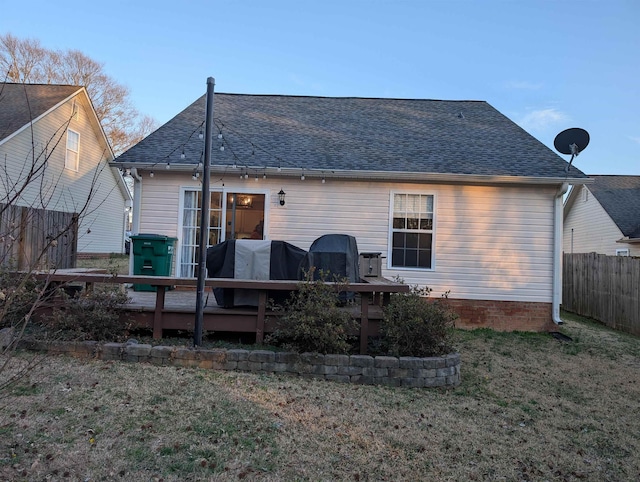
563, 253, 640, 336
0, 203, 78, 270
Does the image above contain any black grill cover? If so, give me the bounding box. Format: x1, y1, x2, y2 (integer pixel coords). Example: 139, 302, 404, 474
206, 240, 307, 307
299, 234, 359, 301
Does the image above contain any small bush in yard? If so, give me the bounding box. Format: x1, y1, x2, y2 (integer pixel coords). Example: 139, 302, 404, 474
266, 269, 359, 354
381, 286, 457, 357
0, 269, 46, 329
45, 285, 132, 341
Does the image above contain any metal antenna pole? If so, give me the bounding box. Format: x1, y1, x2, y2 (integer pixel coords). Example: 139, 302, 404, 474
194, 77, 215, 347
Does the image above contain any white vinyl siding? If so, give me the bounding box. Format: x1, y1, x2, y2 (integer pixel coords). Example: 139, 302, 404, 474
563, 185, 639, 256
65, 129, 80, 171
0, 94, 127, 254
138, 173, 556, 303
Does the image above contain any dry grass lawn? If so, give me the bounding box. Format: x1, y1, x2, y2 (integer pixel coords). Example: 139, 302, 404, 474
1, 312, 639, 481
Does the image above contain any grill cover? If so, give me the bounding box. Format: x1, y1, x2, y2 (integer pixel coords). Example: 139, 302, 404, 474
299, 234, 359, 301
206, 239, 307, 307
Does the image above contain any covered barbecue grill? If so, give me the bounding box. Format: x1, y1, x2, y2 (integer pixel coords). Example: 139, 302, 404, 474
299, 234, 359, 301
206, 239, 306, 307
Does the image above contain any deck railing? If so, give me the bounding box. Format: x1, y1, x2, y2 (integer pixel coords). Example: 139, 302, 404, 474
31, 271, 410, 354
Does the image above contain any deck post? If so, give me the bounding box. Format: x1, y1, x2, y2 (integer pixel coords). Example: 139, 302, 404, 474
256, 290, 267, 344
360, 293, 370, 354
153, 286, 166, 339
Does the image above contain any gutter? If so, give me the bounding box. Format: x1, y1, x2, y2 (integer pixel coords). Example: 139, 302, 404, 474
130, 168, 142, 235
617, 237, 640, 244
109, 162, 592, 187
128, 168, 143, 276
552, 183, 569, 324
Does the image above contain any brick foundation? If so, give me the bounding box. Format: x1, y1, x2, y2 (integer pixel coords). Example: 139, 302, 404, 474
445, 299, 555, 332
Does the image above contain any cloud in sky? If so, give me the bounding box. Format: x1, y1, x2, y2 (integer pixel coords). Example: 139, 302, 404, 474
518, 108, 569, 132
505, 80, 543, 90
629, 136, 640, 145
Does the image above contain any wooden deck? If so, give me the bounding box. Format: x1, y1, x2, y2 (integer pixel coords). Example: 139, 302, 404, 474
32, 271, 409, 354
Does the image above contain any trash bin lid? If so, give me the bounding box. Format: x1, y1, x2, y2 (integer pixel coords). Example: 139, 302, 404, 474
360, 252, 382, 258
130, 233, 177, 241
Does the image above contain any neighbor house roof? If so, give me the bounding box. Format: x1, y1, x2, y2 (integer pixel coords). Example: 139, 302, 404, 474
0, 83, 82, 142
588, 175, 640, 239
114, 93, 589, 183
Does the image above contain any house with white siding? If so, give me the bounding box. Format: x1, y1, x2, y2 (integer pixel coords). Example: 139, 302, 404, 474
0, 83, 131, 259
113, 92, 591, 331
563, 175, 640, 257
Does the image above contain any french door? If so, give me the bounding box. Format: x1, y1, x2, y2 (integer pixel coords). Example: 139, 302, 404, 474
179, 190, 265, 277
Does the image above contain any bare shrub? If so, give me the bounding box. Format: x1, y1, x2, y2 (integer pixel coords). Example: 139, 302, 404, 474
0, 269, 44, 329
43, 286, 132, 342
381, 286, 457, 357
267, 269, 359, 354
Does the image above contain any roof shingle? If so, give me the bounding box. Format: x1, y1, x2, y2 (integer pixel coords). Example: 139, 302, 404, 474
115, 93, 589, 180
588, 175, 640, 238
0, 83, 81, 141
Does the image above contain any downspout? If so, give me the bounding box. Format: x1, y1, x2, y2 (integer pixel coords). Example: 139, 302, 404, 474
129, 168, 143, 276
552, 183, 569, 324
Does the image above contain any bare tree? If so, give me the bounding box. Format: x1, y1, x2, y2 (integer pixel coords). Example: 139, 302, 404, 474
0, 33, 157, 154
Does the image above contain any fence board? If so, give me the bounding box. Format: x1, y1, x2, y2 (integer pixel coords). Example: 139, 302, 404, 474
0, 203, 77, 270
563, 253, 640, 336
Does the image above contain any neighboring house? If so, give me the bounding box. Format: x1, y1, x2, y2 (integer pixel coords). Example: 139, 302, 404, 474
563, 175, 640, 257
0, 82, 131, 263
113, 92, 590, 331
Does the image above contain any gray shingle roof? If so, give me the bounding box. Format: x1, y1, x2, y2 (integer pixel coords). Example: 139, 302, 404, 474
115, 93, 589, 180
588, 175, 640, 238
0, 83, 81, 141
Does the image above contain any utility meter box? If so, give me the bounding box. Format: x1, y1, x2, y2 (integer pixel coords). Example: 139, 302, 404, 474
359, 252, 383, 278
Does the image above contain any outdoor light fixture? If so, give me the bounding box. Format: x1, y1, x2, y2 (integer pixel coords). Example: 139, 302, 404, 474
149, 170, 154, 178
278, 189, 286, 206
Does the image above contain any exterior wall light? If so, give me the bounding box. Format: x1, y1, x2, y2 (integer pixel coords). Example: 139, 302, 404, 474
278, 189, 286, 206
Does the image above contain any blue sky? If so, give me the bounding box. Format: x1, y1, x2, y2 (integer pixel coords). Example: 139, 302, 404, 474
2, 0, 639, 175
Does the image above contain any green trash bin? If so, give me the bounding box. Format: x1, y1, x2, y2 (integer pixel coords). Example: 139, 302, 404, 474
131, 234, 178, 292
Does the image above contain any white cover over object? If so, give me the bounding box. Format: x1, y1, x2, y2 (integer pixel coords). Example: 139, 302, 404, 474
233, 240, 272, 306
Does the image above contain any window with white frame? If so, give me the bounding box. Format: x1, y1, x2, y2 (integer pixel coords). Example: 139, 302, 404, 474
390, 193, 434, 269
616, 248, 629, 257
65, 129, 80, 171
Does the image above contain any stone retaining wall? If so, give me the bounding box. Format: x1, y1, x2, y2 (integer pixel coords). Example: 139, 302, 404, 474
16, 338, 461, 388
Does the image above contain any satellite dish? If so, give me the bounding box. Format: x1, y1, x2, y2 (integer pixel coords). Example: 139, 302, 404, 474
554, 127, 590, 172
